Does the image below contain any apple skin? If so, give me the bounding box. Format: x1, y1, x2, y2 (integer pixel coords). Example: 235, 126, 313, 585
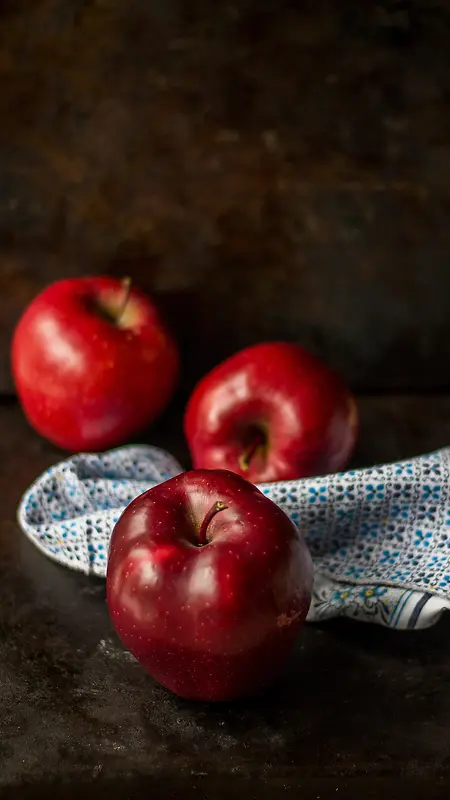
184, 342, 358, 483
106, 468, 313, 702
11, 276, 179, 452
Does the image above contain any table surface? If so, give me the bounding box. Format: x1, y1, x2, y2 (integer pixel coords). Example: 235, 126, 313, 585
2, 397, 450, 800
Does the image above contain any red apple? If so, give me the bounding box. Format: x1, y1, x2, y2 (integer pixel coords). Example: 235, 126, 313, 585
107, 468, 313, 702
12, 276, 179, 451
185, 342, 358, 483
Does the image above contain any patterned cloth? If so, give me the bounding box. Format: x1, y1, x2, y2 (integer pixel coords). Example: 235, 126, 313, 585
18, 445, 450, 630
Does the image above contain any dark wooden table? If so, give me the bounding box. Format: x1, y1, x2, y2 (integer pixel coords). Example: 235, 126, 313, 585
2, 397, 450, 799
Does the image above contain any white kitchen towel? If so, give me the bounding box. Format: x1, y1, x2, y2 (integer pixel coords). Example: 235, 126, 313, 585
18, 444, 450, 630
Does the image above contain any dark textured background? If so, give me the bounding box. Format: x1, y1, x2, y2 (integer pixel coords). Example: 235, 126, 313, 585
1, 0, 450, 394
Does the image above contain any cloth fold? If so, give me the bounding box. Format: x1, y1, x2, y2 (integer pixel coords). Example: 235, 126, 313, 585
18, 444, 450, 630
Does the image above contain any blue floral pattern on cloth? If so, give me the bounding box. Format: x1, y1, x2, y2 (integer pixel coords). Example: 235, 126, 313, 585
18, 445, 450, 631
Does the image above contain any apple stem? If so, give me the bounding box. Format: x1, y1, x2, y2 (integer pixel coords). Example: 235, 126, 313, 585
116, 276, 132, 324
239, 431, 265, 472
197, 501, 228, 546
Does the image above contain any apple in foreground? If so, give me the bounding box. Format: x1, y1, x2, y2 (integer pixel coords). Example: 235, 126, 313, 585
107, 468, 313, 701
12, 276, 179, 452
185, 342, 358, 483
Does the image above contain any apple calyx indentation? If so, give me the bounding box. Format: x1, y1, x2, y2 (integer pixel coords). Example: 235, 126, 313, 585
277, 609, 303, 628
197, 500, 228, 546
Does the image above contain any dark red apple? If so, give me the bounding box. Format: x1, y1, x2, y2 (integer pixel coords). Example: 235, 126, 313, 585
107, 468, 313, 702
184, 342, 358, 483
12, 276, 179, 452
